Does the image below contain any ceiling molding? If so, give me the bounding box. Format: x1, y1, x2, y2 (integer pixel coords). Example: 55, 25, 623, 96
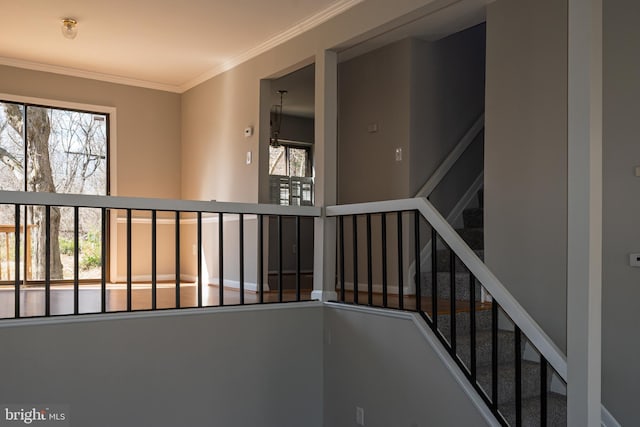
179, 0, 364, 92
0, 56, 182, 93
0, 0, 362, 94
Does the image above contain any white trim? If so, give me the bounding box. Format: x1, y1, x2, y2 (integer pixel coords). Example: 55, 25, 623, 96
0, 300, 323, 328
414, 114, 484, 198
324, 302, 499, 426
0, 190, 321, 217
327, 197, 568, 381
0, 57, 182, 93
311, 290, 337, 301
0, 1, 363, 93
180, 0, 364, 92
601, 406, 621, 427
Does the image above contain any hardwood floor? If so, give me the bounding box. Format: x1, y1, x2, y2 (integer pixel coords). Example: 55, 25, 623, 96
0, 282, 312, 319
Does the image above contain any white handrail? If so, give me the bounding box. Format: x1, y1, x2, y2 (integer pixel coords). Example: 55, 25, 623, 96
326, 197, 568, 382
414, 114, 485, 198
0, 190, 321, 217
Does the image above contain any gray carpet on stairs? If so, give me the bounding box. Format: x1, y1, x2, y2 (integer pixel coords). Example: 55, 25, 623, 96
422, 189, 566, 426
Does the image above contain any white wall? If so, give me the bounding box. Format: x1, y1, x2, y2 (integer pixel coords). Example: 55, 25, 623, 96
484, 0, 568, 352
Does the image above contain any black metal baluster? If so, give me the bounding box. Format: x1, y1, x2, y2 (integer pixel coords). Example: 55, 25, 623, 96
515, 327, 523, 427
414, 211, 421, 313
126, 209, 132, 312
151, 210, 157, 310
353, 215, 358, 304
258, 214, 264, 304
431, 228, 438, 329
381, 213, 388, 308
219, 212, 224, 306
239, 213, 245, 305
491, 301, 499, 410
540, 356, 548, 427
295, 216, 300, 302
449, 247, 457, 354
197, 212, 203, 307
45, 206, 51, 317
278, 215, 283, 303
397, 212, 403, 310
470, 275, 477, 383
175, 211, 181, 308
366, 213, 372, 306
74, 206, 80, 314
14, 205, 20, 318
101, 207, 107, 313
339, 216, 345, 302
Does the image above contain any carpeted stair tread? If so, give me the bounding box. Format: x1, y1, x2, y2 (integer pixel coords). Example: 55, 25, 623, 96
455, 227, 484, 250
500, 392, 566, 427
435, 249, 484, 272
475, 360, 542, 405
435, 308, 493, 338
455, 329, 516, 367
463, 207, 484, 228
421, 271, 482, 302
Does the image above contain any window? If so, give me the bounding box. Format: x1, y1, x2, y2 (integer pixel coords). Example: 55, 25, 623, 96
269, 142, 313, 206
0, 100, 109, 282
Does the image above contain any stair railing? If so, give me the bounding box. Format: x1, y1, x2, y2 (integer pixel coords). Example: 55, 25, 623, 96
0, 190, 320, 318
327, 196, 566, 426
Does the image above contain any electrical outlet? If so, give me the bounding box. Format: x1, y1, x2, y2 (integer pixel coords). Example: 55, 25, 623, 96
356, 407, 364, 426
395, 147, 402, 161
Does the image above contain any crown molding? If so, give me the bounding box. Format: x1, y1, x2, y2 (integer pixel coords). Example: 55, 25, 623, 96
0, 0, 362, 94
0, 56, 182, 93
179, 0, 364, 92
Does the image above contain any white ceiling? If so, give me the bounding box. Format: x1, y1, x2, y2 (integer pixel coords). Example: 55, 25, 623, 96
0, 0, 361, 93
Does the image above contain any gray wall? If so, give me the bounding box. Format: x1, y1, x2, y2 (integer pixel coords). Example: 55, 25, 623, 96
484, 0, 568, 352
602, 0, 640, 424
410, 25, 485, 215
338, 39, 413, 204
323, 306, 490, 427
279, 114, 314, 144
0, 306, 323, 427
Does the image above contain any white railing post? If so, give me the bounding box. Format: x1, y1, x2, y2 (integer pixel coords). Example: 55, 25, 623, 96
311, 49, 338, 302
567, 0, 603, 425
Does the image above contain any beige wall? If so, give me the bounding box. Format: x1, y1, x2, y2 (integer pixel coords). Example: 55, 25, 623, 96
484, 0, 568, 352
0, 65, 181, 199
180, 0, 458, 204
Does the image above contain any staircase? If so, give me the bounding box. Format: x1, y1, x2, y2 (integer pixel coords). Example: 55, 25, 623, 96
420, 188, 567, 426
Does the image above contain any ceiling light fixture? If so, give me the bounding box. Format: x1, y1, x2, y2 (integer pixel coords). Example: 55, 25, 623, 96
61, 18, 78, 40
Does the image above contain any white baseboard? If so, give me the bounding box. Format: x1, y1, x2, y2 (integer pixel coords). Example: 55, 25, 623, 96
311, 290, 337, 301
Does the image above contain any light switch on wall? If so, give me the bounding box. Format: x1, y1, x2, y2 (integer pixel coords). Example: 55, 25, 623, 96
246, 151, 252, 165
395, 147, 402, 161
